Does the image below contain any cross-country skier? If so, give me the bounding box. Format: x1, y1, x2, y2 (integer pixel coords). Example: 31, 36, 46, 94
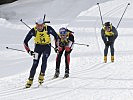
54, 27, 74, 78
101, 22, 118, 63
24, 18, 58, 88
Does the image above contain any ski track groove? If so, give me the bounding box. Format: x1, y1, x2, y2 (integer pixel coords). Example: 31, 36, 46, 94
72, 62, 112, 75
0, 77, 65, 98
0, 62, 111, 98
22, 76, 105, 100
0, 74, 54, 94
0, 59, 111, 93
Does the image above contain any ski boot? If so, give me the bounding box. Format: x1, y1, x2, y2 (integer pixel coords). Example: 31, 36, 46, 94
111, 56, 114, 62
63, 69, 69, 78
63, 73, 69, 79
38, 72, 44, 85
25, 78, 33, 88
54, 69, 60, 78
104, 56, 107, 63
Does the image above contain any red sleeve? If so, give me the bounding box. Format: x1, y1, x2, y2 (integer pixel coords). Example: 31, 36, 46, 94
24, 43, 30, 52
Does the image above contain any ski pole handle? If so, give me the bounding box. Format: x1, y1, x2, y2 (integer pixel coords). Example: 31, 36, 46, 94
6, 47, 26, 52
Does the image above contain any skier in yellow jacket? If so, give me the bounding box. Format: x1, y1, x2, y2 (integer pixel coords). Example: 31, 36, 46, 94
24, 18, 58, 88
101, 22, 118, 63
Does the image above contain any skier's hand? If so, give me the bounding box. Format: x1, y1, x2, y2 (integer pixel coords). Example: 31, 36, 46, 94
28, 50, 38, 59
54, 47, 59, 53
28, 50, 34, 56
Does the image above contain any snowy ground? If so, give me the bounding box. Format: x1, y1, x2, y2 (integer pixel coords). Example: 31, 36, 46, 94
0, 0, 133, 100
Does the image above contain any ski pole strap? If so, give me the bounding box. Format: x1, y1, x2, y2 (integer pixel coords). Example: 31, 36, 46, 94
74, 43, 89, 47
6, 47, 26, 52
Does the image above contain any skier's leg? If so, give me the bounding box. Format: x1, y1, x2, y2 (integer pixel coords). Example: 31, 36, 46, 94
29, 53, 42, 78
39, 45, 51, 83
64, 47, 72, 78
104, 45, 109, 63
110, 42, 114, 62
26, 52, 42, 88
54, 47, 64, 78
26, 45, 42, 88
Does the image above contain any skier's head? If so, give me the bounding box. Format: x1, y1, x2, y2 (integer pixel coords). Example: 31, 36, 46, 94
59, 27, 68, 39
35, 18, 44, 31
104, 22, 112, 32
59, 27, 67, 35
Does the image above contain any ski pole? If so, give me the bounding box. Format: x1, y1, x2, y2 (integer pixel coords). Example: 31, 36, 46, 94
74, 43, 89, 47
97, 3, 104, 26
6, 47, 26, 52
116, 3, 130, 29
48, 44, 59, 53
48, 44, 56, 49
20, 19, 32, 29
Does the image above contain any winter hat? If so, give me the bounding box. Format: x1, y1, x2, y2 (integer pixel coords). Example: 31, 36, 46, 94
59, 27, 67, 35
35, 18, 44, 24
105, 22, 111, 27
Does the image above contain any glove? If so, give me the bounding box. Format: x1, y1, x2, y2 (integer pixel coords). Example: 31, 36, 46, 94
28, 50, 35, 56
28, 50, 38, 60
54, 47, 59, 53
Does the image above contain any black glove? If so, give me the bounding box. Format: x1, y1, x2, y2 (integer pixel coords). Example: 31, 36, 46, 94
28, 50, 35, 56
54, 47, 59, 53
